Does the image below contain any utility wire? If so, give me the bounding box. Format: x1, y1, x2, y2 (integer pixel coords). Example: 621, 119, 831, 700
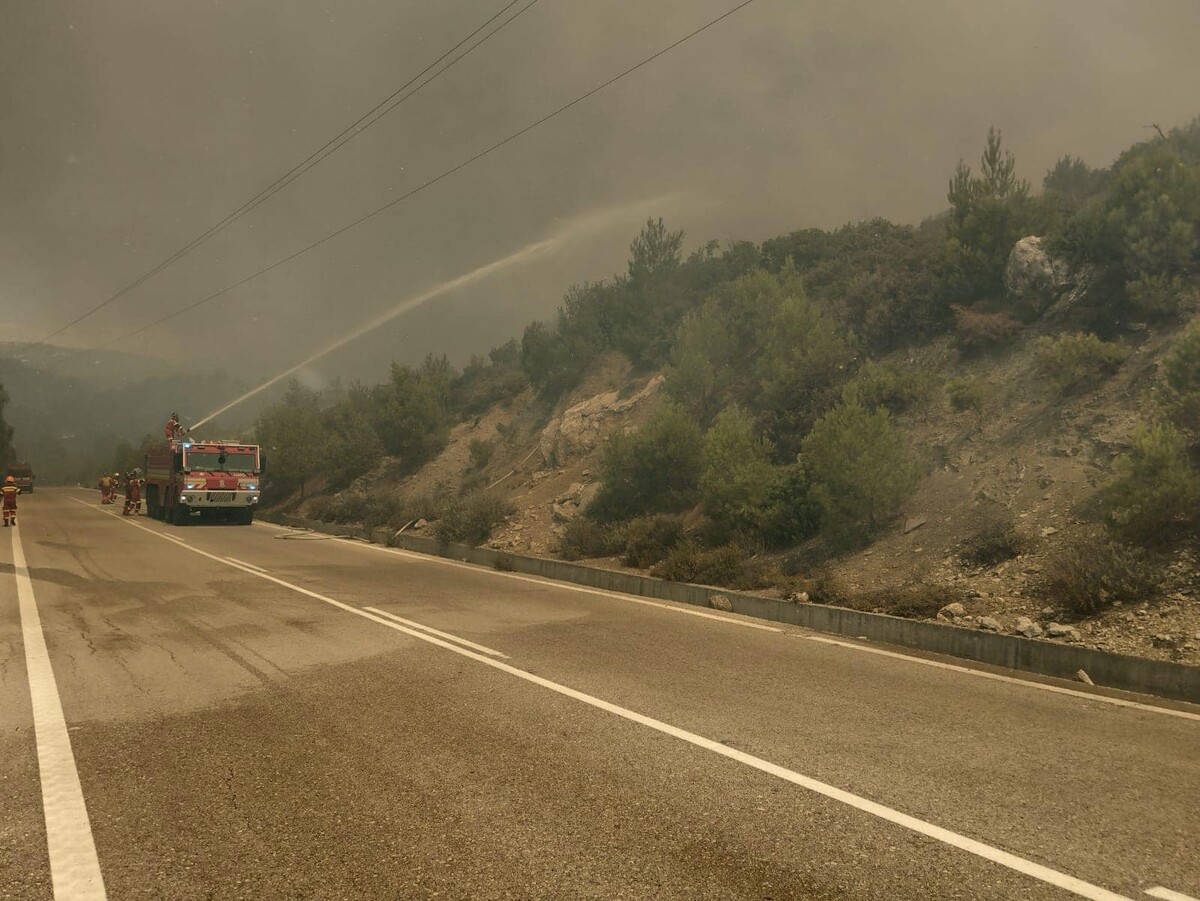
42, 0, 539, 343
101, 0, 760, 348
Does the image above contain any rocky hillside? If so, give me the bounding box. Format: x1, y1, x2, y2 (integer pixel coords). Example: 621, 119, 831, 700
301, 284, 1200, 665
273, 121, 1200, 666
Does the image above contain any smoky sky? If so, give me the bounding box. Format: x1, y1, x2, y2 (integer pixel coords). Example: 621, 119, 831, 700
2, 0, 1199, 386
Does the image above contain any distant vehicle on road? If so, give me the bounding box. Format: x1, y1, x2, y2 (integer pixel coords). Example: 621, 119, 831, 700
6, 462, 34, 493
144, 438, 262, 525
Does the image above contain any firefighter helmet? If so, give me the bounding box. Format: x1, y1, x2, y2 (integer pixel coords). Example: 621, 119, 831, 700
4, 475, 13, 484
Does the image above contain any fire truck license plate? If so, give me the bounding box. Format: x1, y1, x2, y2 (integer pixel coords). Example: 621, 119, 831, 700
207, 492, 235, 503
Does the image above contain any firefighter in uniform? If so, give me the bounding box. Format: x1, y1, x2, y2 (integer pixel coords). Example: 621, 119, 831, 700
98, 473, 114, 504
2, 475, 18, 527
123, 469, 144, 516
104, 472, 119, 504
165, 412, 184, 440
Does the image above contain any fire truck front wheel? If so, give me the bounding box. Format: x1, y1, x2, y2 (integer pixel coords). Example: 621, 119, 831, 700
170, 502, 189, 526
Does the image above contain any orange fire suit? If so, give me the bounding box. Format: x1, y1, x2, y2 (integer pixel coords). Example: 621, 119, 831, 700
2, 485, 18, 526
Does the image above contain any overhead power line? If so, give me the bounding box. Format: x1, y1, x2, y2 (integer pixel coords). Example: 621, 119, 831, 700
100, 0, 761, 349
41, 0, 540, 343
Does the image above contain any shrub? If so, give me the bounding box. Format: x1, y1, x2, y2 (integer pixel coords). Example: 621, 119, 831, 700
307, 496, 338, 522
699, 407, 780, 537
1049, 127, 1200, 324
432, 492, 514, 545
801, 401, 921, 550
797, 568, 957, 618
1156, 316, 1200, 439
796, 571, 844, 607
361, 494, 406, 531
1035, 332, 1130, 394
945, 375, 989, 416
405, 490, 447, 523
1038, 538, 1162, 614
618, 514, 686, 568
319, 492, 369, 523
494, 420, 518, 445
557, 519, 620, 560
765, 219, 947, 353
957, 507, 1026, 567
458, 470, 488, 496
468, 439, 494, 469
587, 406, 703, 522
760, 461, 823, 547
651, 540, 772, 590
835, 578, 961, 619
1126, 273, 1189, 321
307, 492, 407, 530
376, 357, 454, 473
1101, 422, 1200, 544
841, 360, 934, 415
951, 304, 1022, 351
320, 403, 384, 490
666, 266, 852, 453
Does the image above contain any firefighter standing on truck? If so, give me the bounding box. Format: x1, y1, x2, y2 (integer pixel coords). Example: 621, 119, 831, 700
165, 412, 186, 440
123, 469, 144, 516
2, 475, 18, 527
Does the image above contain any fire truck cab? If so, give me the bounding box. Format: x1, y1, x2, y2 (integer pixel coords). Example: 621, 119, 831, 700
144, 438, 262, 525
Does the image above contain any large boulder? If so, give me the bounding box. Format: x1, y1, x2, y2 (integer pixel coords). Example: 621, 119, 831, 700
1005, 236, 1069, 319
539, 375, 665, 464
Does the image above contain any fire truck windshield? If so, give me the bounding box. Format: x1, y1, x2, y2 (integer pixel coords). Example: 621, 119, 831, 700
184, 451, 258, 472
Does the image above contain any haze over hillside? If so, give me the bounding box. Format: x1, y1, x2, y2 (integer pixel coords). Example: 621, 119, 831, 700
3, 0, 1199, 384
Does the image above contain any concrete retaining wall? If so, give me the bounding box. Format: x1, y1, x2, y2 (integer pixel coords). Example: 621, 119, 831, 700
265, 513, 1200, 704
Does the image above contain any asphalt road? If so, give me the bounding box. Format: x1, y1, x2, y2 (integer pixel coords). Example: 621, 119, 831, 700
2, 489, 1198, 901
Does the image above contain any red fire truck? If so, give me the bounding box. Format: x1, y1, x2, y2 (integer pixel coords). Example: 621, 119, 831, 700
144, 438, 262, 525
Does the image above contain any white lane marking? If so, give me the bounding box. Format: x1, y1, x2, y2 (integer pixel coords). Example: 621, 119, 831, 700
266, 525, 783, 633
95, 505, 1136, 901
263, 523, 1200, 723
363, 607, 508, 658
802, 635, 1200, 724
1145, 887, 1200, 901
225, 556, 270, 574
10, 526, 108, 899
103, 503, 1200, 722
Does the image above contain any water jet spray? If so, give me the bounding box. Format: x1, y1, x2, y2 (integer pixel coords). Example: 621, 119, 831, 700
187, 194, 682, 432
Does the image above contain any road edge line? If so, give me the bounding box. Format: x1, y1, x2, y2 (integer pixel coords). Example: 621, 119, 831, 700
83, 502, 1137, 901
10, 525, 107, 900
74, 497, 1200, 722
270, 517, 1200, 722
